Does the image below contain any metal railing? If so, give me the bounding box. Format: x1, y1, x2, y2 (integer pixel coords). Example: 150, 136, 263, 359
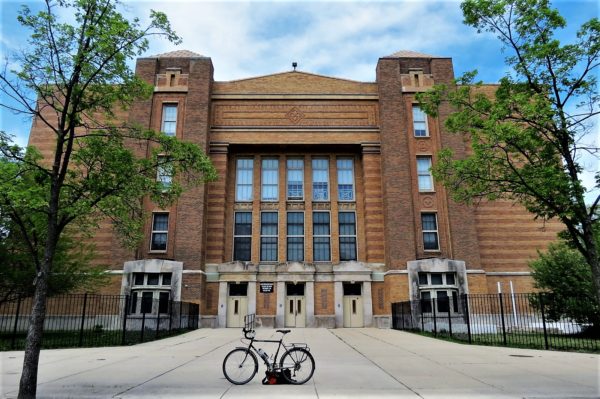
392, 293, 599, 352
0, 293, 199, 350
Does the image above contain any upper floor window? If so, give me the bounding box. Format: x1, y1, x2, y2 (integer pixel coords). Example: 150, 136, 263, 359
236, 159, 253, 201
161, 104, 177, 136
261, 159, 279, 201
233, 212, 252, 261
413, 106, 428, 137
150, 213, 169, 251
313, 212, 331, 262
421, 213, 439, 251
287, 159, 304, 200
339, 212, 357, 261
156, 156, 173, 188
337, 158, 355, 201
312, 158, 329, 201
287, 212, 304, 262
260, 212, 278, 262
417, 156, 433, 191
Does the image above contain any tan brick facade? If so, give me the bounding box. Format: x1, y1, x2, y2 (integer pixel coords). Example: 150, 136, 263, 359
27, 50, 562, 328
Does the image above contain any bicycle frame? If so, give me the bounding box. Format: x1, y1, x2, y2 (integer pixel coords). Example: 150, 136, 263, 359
239, 330, 291, 371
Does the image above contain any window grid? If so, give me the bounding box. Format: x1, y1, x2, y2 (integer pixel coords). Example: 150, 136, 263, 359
261, 159, 279, 201
418, 272, 458, 313
413, 105, 428, 137
150, 213, 169, 251
260, 212, 278, 262
339, 212, 357, 261
313, 211, 331, 262
312, 158, 329, 201
421, 212, 439, 251
161, 104, 177, 136
233, 212, 252, 261
287, 212, 304, 262
235, 158, 254, 201
156, 156, 172, 188
337, 158, 355, 201
286, 158, 304, 200
417, 156, 434, 191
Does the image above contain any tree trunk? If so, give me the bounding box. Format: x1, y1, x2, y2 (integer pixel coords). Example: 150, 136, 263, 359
582, 223, 600, 307
17, 262, 50, 399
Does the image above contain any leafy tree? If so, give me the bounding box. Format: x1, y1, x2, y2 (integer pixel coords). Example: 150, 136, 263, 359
417, 0, 600, 304
0, 1, 216, 397
530, 241, 600, 330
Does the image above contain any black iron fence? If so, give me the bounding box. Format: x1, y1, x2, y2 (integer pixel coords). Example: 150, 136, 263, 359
0, 293, 199, 350
392, 293, 599, 352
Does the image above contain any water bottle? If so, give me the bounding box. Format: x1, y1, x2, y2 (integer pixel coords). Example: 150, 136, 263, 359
257, 348, 269, 363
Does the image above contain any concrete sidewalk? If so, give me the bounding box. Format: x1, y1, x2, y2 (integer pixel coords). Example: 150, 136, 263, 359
1, 328, 598, 398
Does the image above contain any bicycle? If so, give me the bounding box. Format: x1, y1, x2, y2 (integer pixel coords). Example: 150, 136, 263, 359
222, 314, 315, 385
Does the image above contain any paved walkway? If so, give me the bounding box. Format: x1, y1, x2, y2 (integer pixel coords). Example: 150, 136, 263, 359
1, 328, 598, 398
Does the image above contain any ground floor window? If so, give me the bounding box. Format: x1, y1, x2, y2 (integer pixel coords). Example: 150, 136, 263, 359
418, 272, 458, 313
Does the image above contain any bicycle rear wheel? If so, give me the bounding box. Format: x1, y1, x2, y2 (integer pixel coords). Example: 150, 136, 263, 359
222, 348, 258, 385
279, 347, 315, 384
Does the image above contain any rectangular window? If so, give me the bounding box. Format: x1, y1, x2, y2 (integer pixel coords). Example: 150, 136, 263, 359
261, 159, 279, 201
260, 212, 278, 262
287, 212, 304, 262
422, 213, 439, 251
339, 212, 357, 261
150, 213, 169, 251
235, 159, 254, 201
141, 292, 153, 314
156, 156, 173, 188
313, 212, 331, 262
413, 106, 428, 137
312, 158, 329, 201
337, 158, 355, 201
417, 156, 433, 191
234, 212, 252, 261
158, 292, 170, 313
161, 104, 177, 136
287, 159, 304, 200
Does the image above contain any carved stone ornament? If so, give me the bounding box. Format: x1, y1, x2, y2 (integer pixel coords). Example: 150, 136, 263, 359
312, 202, 331, 210
421, 196, 435, 209
286, 202, 305, 210
261, 202, 279, 210
338, 202, 356, 210
417, 140, 430, 153
286, 107, 305, 124
234, 202, 253, 210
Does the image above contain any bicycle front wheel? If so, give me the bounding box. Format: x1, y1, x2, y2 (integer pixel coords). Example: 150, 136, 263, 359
222, 348, 258, 385
279, 347, 315, 384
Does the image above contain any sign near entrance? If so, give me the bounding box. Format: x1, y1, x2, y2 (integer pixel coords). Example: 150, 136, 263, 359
259, 282, 274, 293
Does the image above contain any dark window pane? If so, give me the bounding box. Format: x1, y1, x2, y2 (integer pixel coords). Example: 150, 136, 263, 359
420, 291, 432, 313
162, 273, 172, 285
446, 273, 455, 285
286, 283, 305, 296
313, 212, 330, 235
313, 237, 330, 261
146, 273, 159, 285
452, 291, 459, 313
229, 283, 248, 296
431, 273, 443, 285
130, 292, 138, 313
234, 212, 252, 235
153, 213, 169, 230
338, 212, 356, 235
260, 237, 278, 261
234, 237, 251, 261
343, 283, 361, 296
339, 237, 357, 261
141, 292, 153, 314
422, 213, 437, 230
158, 292, 170, 313
151, 232, 167, 251
418, 272, 428, 285
287, 212, 304, 235
287, 237, 304, 262
437, 291, 449, 313
423, 232, 439, 250
134, 273, 144, 285
261, 212, 278, 235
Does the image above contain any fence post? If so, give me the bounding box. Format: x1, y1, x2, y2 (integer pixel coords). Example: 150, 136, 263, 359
420, 301, 424, 331
121, 295, 129, 345
140, 310, 146, 343
168, 300, 173, 334
79, 293, 88, 347
432, 298, 437, 337
155, 312, 160, 338
498, 293, 507, 346
448, 305, 452, 338
11, 295, 22, 350
463, 294, 472, 344
401, 302, 405, 330
539, 293, 549, 350
179, 301, 183, 329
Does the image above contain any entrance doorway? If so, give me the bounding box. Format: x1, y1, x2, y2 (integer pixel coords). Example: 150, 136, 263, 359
285, 283, 306, 327
343, 283, 363, 327
227, 282, 248, 328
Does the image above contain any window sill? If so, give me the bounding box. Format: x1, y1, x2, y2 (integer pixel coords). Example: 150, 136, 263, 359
149, 250, 168, 254
418, 190, 436, 194
423, 249, 441, 253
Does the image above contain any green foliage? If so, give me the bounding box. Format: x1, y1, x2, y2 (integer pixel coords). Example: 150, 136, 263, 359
416, 0, 600, 301
530, 241, 599, 326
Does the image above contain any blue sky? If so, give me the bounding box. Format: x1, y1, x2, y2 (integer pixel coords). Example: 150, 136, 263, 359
0, 0, 598, 198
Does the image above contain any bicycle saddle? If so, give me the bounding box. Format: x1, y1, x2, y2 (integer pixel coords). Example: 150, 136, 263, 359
277, 329, 291, 334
